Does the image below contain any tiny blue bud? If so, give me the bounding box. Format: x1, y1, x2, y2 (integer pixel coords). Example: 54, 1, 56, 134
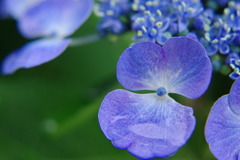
156, 87, 167, 96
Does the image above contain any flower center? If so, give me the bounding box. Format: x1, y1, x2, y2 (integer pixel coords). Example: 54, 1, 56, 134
156, 87, 167, 96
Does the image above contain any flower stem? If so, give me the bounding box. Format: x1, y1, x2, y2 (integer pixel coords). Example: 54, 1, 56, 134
69, 34, 101, 47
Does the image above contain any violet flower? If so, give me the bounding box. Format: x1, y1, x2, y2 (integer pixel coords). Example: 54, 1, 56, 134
94, 0, 131, 35
205, 78, 240, 160
223, 1, 240, 32
199, 17, 235, 56
171, 0, 203, 33
99, 37, 212, 159
1, 0, 93, 74
132, 10, 171, 45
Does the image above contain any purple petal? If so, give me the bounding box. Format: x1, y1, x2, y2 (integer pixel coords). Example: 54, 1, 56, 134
186, 32, 198, 41
156, 32, 172, 45
219, 44, 230, 54
2, 0, 43, 18
99, 89, 195, 159
205, 95, 240, 160
2, 38, 71, 74
18, 0, 93, 38
163, 37, 212, 99
178, 17, 189, 32
199, 38, 218, 56
229, 79, 240, 114
117, 37, 212, 99
117, 41, 167, 91
158, 18, 170, 32
230, 72, 240, 80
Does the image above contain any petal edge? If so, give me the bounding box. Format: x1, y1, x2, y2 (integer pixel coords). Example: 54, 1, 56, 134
99, 89, 195, 159
2, 38, 71, 74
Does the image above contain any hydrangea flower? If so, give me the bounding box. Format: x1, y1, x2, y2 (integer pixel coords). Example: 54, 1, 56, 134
131, 0, 172, 44
99, 37, 212, 159
223, 1, 240, 32
132, 10, 171, 44
131, 0, 171, 15
200, 17, 235, 56
229, 53, 240, 80
171, 0, 203, 33
1, 0, 93, 74
193, 9, 214, 32
205, 78, 240, 160
94, 0, 131, 35
131, 0, 203, 43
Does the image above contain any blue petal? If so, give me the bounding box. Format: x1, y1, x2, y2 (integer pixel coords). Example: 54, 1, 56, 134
158, 18, 170, 32
156, 32, 172, 45
229, 79, 240, 114
219, 44, 230, 55
178, 17, 189, 33
2, 38, 71, 74
17, 0, 93, 38
163, 37, 212, 99
99, 89, 195, 159
200, 38, 218, 56
117, 41, 166, 91
117, 37, 212, 99
230, 72, 240, 80
186, 32, 198, 41
206, 44, 219, 56
205, 95, 240, 160
168, 22, 178, 34
98, 18, 125, 35
2, 0, 43, 18
226, 53, 239, 65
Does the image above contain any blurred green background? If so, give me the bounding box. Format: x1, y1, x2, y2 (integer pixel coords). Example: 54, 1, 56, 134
0, 13, 234, 160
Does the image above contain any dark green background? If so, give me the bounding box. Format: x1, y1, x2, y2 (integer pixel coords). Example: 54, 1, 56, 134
0, 13, 233, 160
